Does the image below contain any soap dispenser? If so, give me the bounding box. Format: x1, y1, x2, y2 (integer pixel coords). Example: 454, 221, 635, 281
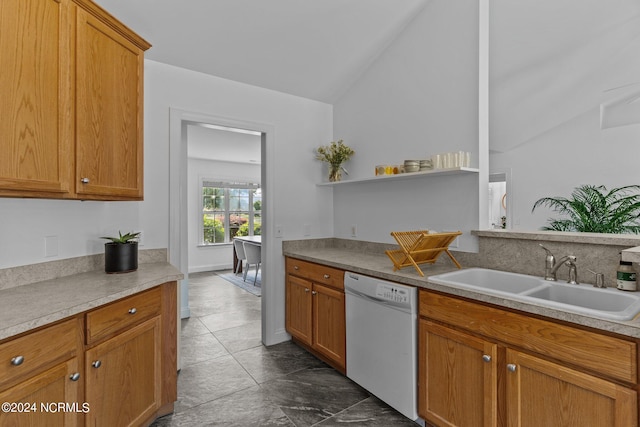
616, 254, 637, 291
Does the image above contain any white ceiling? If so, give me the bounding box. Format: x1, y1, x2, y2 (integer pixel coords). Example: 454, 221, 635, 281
187, 124, 261, 164
94, 0, 429, 104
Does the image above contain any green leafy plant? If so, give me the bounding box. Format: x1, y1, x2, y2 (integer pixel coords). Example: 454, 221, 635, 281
315, 139, 355, 166
531, 184, 640, 233
315, 139, 354, 182
100, 231, 141, 244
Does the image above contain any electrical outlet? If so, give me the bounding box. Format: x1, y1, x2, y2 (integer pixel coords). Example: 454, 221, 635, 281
351, 224, 357, 237
275, 225, 283, 238
303, 224, 311, 236
45, 235, 58, 257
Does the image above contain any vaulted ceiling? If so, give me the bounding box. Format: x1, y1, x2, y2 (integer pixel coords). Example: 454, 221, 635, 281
94, 0, 429, 104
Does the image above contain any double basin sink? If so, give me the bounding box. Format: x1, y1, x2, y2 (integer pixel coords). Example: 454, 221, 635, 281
428, 268, 640, 321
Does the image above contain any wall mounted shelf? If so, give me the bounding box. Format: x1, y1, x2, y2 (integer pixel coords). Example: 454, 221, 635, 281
316, 167, 479, 187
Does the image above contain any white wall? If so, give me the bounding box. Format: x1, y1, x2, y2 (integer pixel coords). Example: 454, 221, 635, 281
145, 60, 334, 345
0, 198, 142, 269
490, 0, 640, 231
187, 158, 260, 273
332, 0, 481, 251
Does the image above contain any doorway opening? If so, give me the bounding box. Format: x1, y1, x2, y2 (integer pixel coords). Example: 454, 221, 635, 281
169, 109, 276, 368
488, 170, 512, 230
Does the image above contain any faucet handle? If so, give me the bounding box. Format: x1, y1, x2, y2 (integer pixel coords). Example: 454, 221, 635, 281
587, 269, 605, 288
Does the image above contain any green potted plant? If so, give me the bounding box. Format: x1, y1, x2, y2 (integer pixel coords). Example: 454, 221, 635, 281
315, 139, 355, 182
531, 184, 640, 233
101, 231, 141, 273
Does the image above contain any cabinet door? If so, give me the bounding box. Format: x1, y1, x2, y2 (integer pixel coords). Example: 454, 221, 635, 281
285, 275, 313, 346
85, 317, 161, 427
419, 320, 498, 427
312, 283, 346, 370
0, 0, 73, 198
75, 7, 144, 200
506, 349, 637, 427
0, 358, 81, 426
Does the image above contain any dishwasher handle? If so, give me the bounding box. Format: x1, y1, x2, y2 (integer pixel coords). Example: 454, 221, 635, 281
345, 287, 386, 304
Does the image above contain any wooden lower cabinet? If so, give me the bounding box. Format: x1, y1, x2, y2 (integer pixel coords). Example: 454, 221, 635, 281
505, 349, 637, 427
285, 257, 346, 372
419, 320, 497, 427
418, 290, 639, 427
85, 317, 161, 426
312, 283, 346, 368
0, 358, 82, 426
285, 275, 313, 345
0, 282, 177, 427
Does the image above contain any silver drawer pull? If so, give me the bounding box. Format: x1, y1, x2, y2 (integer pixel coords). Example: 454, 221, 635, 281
304, 288, 310, 293
10, 356, 24, 366
92, 360, 102, 369
323, 274, 330, 279
69, 372, 81, 382
294, 266, 299, 270
507, 363, 517, 373
482, 354, 492, 363
80, 177, 90, 184
128, 308, 137, 314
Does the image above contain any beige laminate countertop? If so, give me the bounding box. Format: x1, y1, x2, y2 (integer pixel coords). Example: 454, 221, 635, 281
0, 262, 183, 342
284, 246, 640, 340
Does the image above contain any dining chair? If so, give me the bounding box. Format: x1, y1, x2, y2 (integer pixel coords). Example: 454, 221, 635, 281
242, 241, 261, 285
233, 239, 246, 274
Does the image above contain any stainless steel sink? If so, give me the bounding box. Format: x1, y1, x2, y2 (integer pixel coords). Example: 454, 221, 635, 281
428, 268, 640, 321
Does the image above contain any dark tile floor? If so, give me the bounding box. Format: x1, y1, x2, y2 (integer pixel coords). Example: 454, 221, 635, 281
152, 271, 418, 426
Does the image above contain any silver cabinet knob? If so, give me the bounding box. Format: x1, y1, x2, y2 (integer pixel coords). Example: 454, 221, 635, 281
69, 372, 81, 381
312, 291, 317, 295
128, 308, 137, 314
482, 354, 492, 363
80, 178, 90, 184
92, 360, 102, 369
507, 363, 517, 373
294, 266, 299, 270
304, 288, 310, 293
323, 274, 330, 279
10, 356, 24, 366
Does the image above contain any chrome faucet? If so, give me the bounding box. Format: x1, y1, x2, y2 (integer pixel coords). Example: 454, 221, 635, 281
539, 244, 578, 284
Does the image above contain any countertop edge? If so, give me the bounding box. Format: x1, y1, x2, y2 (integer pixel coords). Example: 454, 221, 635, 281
0, 263, 183, 342
284, 249, 640, 339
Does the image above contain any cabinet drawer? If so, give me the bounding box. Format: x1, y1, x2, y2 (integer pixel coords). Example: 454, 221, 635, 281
86, 287, 161, 345
0, 319, 76, 389
286, 258, 344, 290
420, 291, 638, 384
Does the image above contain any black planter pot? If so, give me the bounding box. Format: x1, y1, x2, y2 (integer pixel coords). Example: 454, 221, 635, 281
104, 242, 138, 274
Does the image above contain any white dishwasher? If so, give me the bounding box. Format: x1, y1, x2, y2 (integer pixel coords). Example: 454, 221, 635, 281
344, 271, 420, 423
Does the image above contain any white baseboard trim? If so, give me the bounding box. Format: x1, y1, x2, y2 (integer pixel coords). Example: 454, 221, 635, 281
189, 264, 233, 274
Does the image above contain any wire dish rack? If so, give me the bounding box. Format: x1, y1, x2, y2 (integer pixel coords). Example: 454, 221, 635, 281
385, 230, 462, 277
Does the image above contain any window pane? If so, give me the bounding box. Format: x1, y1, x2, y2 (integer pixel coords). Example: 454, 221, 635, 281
229, 212, 249, 239
203, 187, 224, 211
203, 213, 225, 244
253, 214, 262, 235
229, 188, 250, 210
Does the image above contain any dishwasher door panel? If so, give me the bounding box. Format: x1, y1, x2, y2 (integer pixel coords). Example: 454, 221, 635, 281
345, 291, 418, 421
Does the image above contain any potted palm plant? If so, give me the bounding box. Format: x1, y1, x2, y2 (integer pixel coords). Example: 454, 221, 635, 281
532, 184, 640, 233
101, 231, 141, 273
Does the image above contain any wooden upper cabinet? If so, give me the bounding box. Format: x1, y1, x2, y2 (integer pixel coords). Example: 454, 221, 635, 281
0, 0, 73, 198
74, 4, 149, 200
0, 0, 150, 200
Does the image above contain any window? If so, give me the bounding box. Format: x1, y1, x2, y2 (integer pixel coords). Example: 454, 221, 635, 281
201, 180, 261, 245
